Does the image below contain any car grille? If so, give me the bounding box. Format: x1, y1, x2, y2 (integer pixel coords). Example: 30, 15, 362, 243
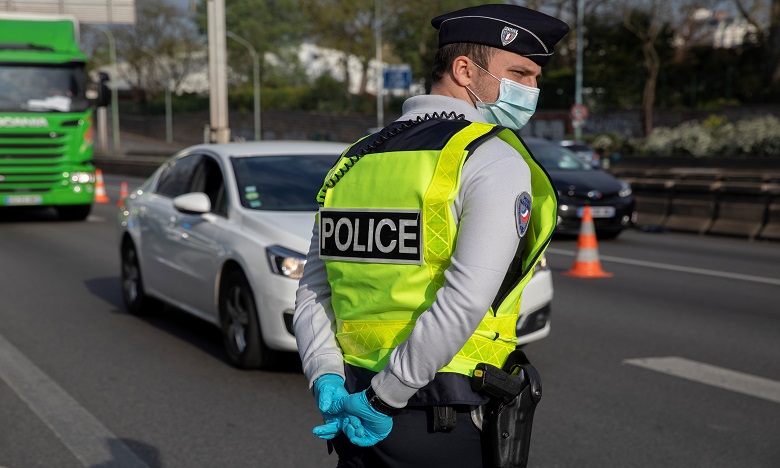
566, 191, 622, 203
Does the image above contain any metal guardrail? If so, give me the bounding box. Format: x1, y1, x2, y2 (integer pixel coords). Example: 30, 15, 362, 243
611, 166, 780, 242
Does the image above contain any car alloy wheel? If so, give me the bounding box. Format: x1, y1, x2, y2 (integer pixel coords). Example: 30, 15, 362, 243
219, 269, 275, 369
121, 240, 162, 315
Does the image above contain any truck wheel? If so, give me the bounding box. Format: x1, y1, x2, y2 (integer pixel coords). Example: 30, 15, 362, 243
57, 205, 91, 221
219, 270, 276, 369
121, 240, 162, 315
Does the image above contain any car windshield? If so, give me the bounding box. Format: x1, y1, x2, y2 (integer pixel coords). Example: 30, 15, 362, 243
230, 154, 337, 211
526, 140, 592, 171
565, 143, 592, 152
0, 64, 90, 112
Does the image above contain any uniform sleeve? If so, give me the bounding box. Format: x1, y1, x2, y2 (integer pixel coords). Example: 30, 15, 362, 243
370, 138, 533, 408
293, 222, 345, 387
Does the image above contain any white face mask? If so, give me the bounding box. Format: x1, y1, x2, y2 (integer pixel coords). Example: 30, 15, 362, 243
468, 63, 540, 131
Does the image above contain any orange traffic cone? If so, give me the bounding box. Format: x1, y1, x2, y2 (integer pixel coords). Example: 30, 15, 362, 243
563, 206, 613, 278
117, 181, 128, 206
94, 169, 110, 203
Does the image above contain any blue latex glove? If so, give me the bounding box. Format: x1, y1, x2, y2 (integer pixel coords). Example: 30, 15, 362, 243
311, 374, 349, 440
330, 390, 393, 447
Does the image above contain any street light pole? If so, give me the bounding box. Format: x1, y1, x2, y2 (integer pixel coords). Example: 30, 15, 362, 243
575, 0, 585, 140
141, 48, 173, 144
375, 0, 383, 129
207, 0, 230, 143
92, 24, 120, 154
226, 31, 261, 141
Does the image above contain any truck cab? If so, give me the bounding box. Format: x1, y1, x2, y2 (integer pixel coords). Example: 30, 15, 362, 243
0, 13, 96, 220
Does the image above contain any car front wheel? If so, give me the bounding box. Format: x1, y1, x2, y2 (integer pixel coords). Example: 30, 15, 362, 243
121, 240, 162, 315
219, 270, 276, 369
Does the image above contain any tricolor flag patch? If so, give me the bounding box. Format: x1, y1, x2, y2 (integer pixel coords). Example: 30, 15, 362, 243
516, 192, 532, 237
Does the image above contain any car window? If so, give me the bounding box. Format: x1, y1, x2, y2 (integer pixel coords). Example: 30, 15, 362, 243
526, 140, 591, 171
565, 143, 591, 152
190, 155, 229, 217
156, 154, 202, 198
230, 154, 337, 211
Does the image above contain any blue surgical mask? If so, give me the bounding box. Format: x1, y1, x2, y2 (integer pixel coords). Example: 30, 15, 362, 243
467, 63, 540, 131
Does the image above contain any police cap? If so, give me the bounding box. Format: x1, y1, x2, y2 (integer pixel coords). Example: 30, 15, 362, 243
431, 4, 570, 66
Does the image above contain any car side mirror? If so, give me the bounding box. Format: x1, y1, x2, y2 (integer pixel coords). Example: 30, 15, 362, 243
173, 192, 211, 215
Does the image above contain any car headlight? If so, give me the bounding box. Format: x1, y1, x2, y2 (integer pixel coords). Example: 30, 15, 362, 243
266, 245, 306, 279
68, 171, 96, 184
618, 181, 632, 198
533, 255, 548, 272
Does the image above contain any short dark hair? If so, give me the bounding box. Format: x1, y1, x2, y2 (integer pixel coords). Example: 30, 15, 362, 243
430, 43, 497, 85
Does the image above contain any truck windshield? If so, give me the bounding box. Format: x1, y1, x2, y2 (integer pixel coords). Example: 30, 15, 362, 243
0, 63, 89, 112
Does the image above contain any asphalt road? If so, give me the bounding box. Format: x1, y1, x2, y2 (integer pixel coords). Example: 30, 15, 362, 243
1, 175, 779, 468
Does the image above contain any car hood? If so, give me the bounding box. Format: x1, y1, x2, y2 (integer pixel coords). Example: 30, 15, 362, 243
241, 210, 316, 254
547, 170, 623, 197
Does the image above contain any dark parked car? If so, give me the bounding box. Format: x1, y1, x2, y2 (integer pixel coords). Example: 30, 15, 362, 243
524, 137, 636, 239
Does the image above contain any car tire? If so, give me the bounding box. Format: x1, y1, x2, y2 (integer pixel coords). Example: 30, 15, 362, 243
219, 269, 276, 369
57, 204, 91, 221
121, 240, 163, 315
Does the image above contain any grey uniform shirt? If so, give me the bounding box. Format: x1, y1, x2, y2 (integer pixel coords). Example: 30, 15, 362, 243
294, 94, 533, 408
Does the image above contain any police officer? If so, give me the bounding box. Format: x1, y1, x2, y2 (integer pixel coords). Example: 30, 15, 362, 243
294, 4, 569, 466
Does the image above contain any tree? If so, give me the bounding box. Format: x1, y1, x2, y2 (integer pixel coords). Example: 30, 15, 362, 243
566, 10, 644, 110
384, 0, 484, 93
300, 0, 377, 110
106, 0, 201, 103
734, 0, 780, 86
622, 2, 672, 136
196, 0, 307, 89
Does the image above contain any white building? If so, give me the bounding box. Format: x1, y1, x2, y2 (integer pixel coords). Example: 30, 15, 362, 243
680, 8, 758, 49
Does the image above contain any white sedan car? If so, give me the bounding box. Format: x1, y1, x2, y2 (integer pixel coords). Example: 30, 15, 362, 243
118, 141, 553, 369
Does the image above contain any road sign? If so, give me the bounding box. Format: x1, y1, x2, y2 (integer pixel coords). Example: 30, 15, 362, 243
383, 65, 412, 90
570, 104, 589, 122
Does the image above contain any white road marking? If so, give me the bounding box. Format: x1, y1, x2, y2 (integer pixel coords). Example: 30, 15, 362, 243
624, 356, 780, 404
0, 333, 150, 468
546, 247, 780, 286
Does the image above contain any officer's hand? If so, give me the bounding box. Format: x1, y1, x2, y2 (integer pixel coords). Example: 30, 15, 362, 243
330, 390, 393, 447
311, 374, 349, 440
314, 413, 364, 440
313, 374, 348, 415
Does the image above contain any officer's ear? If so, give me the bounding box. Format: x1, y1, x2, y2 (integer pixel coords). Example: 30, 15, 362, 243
451, 55, 474, 87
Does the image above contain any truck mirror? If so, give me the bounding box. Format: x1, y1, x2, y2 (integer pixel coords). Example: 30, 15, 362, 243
95, 72, 111, 107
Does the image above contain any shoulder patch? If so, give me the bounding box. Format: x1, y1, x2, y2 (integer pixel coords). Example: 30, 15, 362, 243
516, 192, 532, 237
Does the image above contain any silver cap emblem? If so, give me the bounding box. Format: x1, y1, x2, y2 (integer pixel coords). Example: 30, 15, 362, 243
501, 27, 519, 46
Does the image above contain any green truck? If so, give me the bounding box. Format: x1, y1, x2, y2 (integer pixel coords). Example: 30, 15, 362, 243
0, 13, 98, 220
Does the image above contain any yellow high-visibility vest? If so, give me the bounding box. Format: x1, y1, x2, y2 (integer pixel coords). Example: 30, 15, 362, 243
317, 120, 556, 376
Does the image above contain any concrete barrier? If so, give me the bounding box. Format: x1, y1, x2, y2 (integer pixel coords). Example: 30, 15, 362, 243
623, 168, 780, 242
630, 179, 672, 227
758, 185, 780, 241
707, 182, 768, 239
664, 180, 718, 234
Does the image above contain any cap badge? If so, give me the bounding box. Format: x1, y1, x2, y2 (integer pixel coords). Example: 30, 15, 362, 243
501, 26, 519, 46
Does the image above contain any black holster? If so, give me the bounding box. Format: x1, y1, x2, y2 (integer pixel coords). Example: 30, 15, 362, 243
471, 350, 542, 468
